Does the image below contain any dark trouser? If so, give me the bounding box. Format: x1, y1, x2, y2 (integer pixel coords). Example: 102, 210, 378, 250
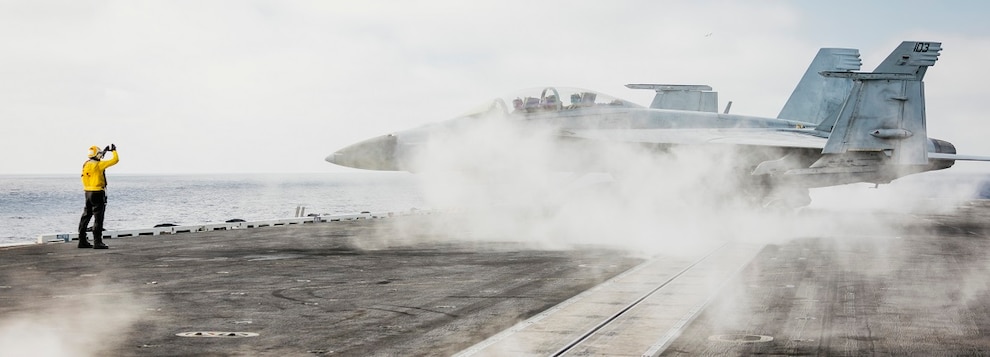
79, 190, 107, 245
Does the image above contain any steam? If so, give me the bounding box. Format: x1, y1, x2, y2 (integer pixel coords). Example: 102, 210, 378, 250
402, 111, 813, 256
0, 275, 146, 357
396, 107, 986, 251
381, 108, 987, 353
809, 172, 984, 214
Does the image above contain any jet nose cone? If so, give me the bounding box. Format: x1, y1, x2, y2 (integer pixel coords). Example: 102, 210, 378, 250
326, 134, 400, 171
324, 152, 346, 166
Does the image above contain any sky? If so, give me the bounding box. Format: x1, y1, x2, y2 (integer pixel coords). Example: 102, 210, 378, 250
3, 0, 990, 175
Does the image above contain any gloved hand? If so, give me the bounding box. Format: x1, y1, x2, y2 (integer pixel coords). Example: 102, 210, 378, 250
110, 144, 116, 151
104, 146, 110, 152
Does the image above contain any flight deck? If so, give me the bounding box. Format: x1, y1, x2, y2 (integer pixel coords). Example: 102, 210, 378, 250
2, 203, 990, 356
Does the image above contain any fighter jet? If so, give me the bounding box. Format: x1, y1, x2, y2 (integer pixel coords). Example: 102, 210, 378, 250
327, 41, 990, 207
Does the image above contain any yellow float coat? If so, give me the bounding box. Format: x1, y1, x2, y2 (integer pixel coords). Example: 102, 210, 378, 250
81, 151, 119, 191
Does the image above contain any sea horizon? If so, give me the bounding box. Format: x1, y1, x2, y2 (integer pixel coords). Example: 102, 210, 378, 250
0, 172, 428, 245
2, 171, 988, 246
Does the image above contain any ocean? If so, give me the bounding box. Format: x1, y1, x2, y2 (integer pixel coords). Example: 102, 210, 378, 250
2, 171, 988, 247
0, 173, 427, 246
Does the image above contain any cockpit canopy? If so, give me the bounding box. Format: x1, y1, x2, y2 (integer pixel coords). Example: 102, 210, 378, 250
459, 87, 643, 118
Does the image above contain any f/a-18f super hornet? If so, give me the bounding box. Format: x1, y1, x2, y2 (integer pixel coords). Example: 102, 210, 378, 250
327, 41, 990, 207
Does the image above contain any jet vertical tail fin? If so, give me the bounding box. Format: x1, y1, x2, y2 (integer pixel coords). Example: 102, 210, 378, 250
873, 41, 941, 78
777, 48, 861, 124
819, 41, 942, 165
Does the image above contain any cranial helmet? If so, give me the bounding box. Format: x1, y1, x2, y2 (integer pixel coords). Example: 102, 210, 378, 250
88, 146, 102, 159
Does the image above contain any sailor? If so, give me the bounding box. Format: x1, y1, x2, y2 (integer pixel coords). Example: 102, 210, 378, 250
78, 144, 118, 249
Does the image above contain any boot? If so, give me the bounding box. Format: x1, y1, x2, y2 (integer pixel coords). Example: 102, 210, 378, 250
77, 233, 93, 248
93, 231, 108, 249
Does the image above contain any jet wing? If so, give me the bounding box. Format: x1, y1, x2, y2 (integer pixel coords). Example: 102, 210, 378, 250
563, 129, 990, 162
561, 128, 827, 149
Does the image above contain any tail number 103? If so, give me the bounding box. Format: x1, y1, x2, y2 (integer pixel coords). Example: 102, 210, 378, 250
914, 42, 932, 52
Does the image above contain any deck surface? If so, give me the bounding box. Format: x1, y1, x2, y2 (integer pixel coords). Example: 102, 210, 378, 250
2, 203, 990, 356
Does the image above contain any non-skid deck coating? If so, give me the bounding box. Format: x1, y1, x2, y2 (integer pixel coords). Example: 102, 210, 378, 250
2, 202, 990, 356
0, 216, 641, 357
662, 202, 990, 356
